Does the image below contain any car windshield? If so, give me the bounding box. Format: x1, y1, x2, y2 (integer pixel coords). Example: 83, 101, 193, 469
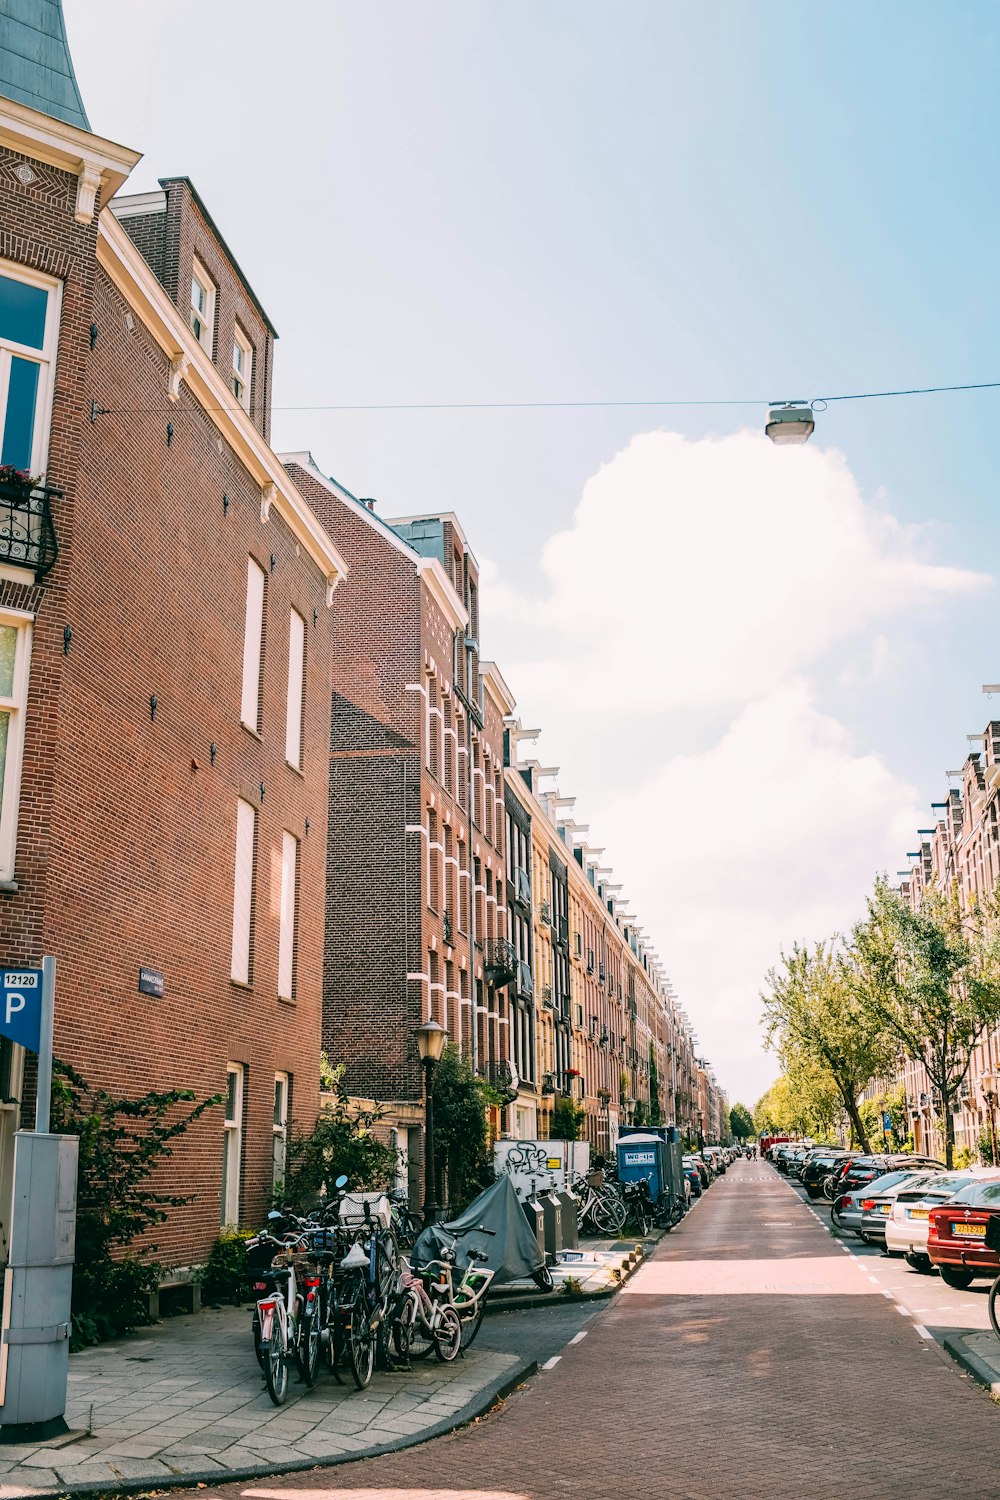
948, 1180, 1000, 1207
863, 1170, 913, 1194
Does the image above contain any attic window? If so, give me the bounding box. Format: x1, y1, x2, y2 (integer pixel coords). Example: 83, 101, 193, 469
190, 258, 215, 355
232, 327, 252, 412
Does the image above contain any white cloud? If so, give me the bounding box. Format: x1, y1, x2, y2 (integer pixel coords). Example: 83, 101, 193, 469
486, 429, 987, 714
482, 429, 990, 1105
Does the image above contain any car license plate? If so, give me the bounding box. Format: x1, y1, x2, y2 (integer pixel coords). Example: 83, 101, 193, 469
878, 1205, 890, 1215
952, 1222, 986, 1238
908, 1208, 929, 1220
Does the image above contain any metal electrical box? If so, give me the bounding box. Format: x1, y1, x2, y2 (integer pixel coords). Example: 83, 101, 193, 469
0, 1132, 79, 1435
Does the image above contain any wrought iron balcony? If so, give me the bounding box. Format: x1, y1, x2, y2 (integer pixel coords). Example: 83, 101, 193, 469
0, 477, 60, 578
516, 959, 534, 1000
483, 936, 518, 986
487, 1058, 519, 1103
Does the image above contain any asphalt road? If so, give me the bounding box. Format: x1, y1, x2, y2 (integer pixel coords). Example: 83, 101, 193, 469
171, 1160, 1000, 1500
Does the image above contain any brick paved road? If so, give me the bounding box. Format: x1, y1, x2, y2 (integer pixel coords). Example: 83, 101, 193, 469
186, 1161, 1000, 1500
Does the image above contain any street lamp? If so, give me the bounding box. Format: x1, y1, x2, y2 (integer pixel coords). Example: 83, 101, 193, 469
417, 1019, 447, 1225
765, 401, 815, 445
981, 1069, 999, 1167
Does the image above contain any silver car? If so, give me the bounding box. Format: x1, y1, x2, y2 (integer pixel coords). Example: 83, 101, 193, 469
858, 1171, 943, 1244
834, 1169, 934, 1235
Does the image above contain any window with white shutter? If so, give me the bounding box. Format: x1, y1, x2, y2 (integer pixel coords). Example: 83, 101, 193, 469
285, 609, 305, 768
241, 558, 266, 730
231, 798, 256, 984
278, 831, 298, 1000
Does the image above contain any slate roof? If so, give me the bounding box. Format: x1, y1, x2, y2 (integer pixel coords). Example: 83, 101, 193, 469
0, 0, 89, 130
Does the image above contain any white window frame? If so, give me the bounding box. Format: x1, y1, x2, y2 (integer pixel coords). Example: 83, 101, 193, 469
231, 798, 256, 984
232, 326, 253, 412
190, 257, 216, 356
241, 557, 266, 731
0, 611, 33, 883
285, 609, 305, 769
0, 259, 62, 479
222, 1062, 244, 1226
278, 832, 298, 1000
272, 1072, 289, 1190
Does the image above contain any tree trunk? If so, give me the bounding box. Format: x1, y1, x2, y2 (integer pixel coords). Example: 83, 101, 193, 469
843, 1093, 871, 1154
944, 1105, 955, 1169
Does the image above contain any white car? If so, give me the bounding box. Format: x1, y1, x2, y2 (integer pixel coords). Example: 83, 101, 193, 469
886, 1169, 1000, 1270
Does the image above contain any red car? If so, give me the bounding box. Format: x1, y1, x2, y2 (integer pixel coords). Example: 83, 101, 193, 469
927, 1178, 1000, 1288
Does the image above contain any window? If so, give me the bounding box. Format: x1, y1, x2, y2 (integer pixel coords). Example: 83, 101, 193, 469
278, 831, 298, 1000
285, 609, 305, 768
231, 798, 256, 984
241, 557, 266, 730
222, 1063, 244, 1225
0, 616, 31, 882
273, 1073, 289, 1189
0, 263, 60, 474
232, 327, 252, 411
190, 258, 215, 354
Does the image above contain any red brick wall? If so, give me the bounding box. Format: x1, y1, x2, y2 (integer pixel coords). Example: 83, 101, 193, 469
0, 151, 332, 1265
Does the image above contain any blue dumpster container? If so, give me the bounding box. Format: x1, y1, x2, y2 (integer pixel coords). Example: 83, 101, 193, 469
616, 1132, 669, 1206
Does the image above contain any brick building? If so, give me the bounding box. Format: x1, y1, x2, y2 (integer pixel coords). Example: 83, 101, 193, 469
0, 8, 347, 1267
278, 458, 514, 1200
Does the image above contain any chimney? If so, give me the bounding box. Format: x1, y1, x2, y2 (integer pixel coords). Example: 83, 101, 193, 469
360, 498, 376, 512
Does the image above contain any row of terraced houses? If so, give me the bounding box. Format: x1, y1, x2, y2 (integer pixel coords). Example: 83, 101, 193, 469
881, 714, 1000, 1164
0, 2, 726, 1275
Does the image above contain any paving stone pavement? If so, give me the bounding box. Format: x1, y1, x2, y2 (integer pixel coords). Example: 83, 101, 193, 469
0, 1305, 524, 1496
176, 1159, 1000, 1500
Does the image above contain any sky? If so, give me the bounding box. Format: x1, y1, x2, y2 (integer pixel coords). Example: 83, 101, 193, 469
66, 1, 1000, 1106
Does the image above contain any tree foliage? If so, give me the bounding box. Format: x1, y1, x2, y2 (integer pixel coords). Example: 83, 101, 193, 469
432, 1044, 499, 1213
278, 1065, 398, 1211
762, 939, 897, 1154
729, 1102, 755, 1141
50, 1062, 221, 1348
552, 1093, 586, 1140
852, 878, 1000, 1166
648, 1043, 662, 1126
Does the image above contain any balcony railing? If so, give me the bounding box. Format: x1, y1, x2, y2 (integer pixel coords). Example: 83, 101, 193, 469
516, 960, 534, 1000
483, 936, 518, 986
0, 479, 60, 578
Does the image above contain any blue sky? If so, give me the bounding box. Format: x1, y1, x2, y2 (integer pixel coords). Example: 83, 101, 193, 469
68, 2, 1000, 1104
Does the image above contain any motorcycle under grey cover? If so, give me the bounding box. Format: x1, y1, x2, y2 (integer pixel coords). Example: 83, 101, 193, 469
412, 1174, 544, 1286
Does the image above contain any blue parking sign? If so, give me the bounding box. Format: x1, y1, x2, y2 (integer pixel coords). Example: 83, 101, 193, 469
0, 969, 43, 1053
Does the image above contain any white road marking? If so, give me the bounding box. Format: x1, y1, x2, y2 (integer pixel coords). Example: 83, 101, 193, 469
568, 1331, 587, 1345
542, 1356, 561, 1370
913, 1324, 931, 1340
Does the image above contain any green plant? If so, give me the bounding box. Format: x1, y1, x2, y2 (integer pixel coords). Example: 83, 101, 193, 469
560, 1275, 585, 1297
551, 1093, 585, 1141
979, 1129, 997, 1166
730, 1103, 755, 1141
50, 1061, 222, 1349
277, 1067, 397, 1211
953, 1145, 974, 1170
198, 1227, 254, 1306
432, 1044, 500, 1213
648, 1043, 662, 1126
632, 1098, 649, 1128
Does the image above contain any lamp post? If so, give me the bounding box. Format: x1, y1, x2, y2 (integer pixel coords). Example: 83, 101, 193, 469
981, 1070, 999, 1167
417, 1019, 447, 1225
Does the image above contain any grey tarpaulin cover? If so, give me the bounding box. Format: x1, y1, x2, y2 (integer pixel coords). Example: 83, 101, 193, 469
412, 1174, 545, 1286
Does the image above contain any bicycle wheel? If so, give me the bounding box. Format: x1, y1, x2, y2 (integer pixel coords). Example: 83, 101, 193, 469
399, 1289, 436, 1361
264, 1331, 288, 1406
433, 1304, 462, 1362
822, 1176, 836, 1202
831, 1196, 847, 1229
347, 1297, 375, 1390
989, 1273, 1000, 1341
458, 1295, 486, 1350
297, 1308, 320, 1388
531, 1264, 554, 1292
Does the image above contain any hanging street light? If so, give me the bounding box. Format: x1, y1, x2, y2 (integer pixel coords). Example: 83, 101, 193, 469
765, 401, 815, 445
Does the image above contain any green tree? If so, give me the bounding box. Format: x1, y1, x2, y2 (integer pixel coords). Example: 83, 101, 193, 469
552, 1093, 586, 1140
853, 878, 1000, 1166
648, 1043, 662, 1125
762, 939, 896, 1154
50, 1062, 221, 1348
432, 1044, 500, 1212
729, 1102, 754, 1141
278, 1068, 398, 1210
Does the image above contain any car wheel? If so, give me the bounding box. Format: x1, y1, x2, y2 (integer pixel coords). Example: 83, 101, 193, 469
939, 1266, 975, 1290
904, 1253, 932, 1273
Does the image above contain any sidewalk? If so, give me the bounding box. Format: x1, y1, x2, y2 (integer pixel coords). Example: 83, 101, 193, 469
944, 1328, 1000, 1398
0, 1306, 532, 1497
486, 1228, 662, 1311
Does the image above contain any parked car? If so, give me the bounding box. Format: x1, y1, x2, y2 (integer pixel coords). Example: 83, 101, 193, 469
682, 1159, 704, 1198
834, 1154, 942, 1203
834, 1169, 935, 1236
885, 1172, 989, 1271
928, 1178, 1000, 1287
800, 1150, 850, 1199
858, 1170, 945, 1245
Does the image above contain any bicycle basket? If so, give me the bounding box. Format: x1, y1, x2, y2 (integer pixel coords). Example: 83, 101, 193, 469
985, 1213, 1000, 1253
245, 1238, 279, 1271
338, 1192, 392, 1229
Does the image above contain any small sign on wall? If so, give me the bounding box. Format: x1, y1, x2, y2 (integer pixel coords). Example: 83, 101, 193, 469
138, 967, 164, 998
